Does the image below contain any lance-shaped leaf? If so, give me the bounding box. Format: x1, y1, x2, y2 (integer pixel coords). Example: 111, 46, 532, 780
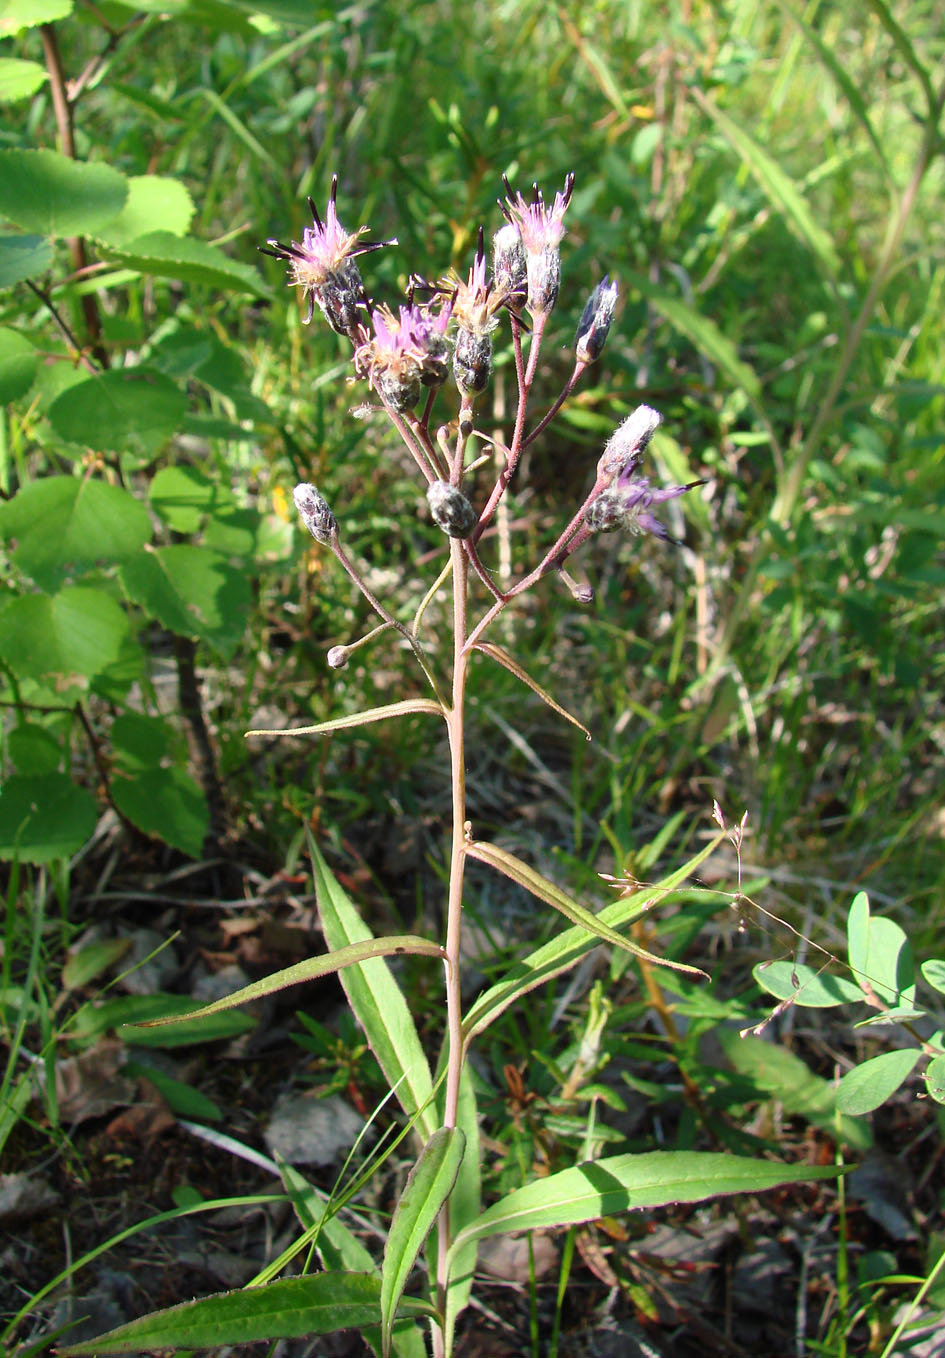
472, 643, 591, 740
465, 838, 707, 977
442, 1064, 480, 1351
448, 1151, 842, 1260
311, 837, 438, 1140
128, 937, 447, 1029
58, 1273, 435, 1355
381, 1128, 465, 1356
463, 834, 723, 1043
247, 698, 446, 738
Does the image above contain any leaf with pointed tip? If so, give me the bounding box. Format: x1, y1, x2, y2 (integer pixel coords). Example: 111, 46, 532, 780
462, 834, 723, 1043
465, 838, 707, 977
131, 936, 446, 1028
311, 837, 438, 1140
247, 698, 446, 738
836, 1049, 921, 1115
58, 1273, 434, 1355
448, 1152, 842, 1259
472, 643, 591, 739
382, 1128, 465, 1356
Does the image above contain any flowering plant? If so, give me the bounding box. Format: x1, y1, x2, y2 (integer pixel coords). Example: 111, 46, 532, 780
69, 173, 839, 1358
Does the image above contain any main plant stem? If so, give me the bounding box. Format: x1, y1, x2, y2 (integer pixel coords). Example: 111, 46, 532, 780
433, 537, 470, 1357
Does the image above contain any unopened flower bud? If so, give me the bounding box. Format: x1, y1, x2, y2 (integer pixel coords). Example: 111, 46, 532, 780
327, 645, 349, 669
492, 222, 527, 302
597, 404, 662, 479
293, 483, 337, 545
526, 247, 561, 318
427, 480, 477, 539
575, 276, 618, 364
453, 328, 492, 395
375, 370, 421, 413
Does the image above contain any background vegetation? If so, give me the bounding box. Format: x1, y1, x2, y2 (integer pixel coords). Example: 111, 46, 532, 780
1, 0, 943, 1354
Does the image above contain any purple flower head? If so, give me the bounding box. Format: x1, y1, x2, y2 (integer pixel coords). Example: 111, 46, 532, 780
500, 172, 574, 317
444, 228, 507, 338
612, 471, 704, 543
259, 176, 395, 338
354, 298, 453, 408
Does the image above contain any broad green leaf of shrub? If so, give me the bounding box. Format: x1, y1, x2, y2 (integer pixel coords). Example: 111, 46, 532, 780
719, 1031, 871, 1149
753, 960, 864, 1008
97, 230, 270, 297
448, 1152, 841, 1257
0, 325, 38, 402
93, 175, 195, 247
58, 1273, 432, 1355
0, 771, 98, 862
0, 148, 127, 236
7, 722, 61, 774
836, 1049, 921, 1115
150, 464, 218, 532
0, 476, 151, 590
922, 960, 945, 997
47, 368, 187, 452
111, 766, 209, 857
119, 545, 251, 655
0, 0, 72, 36
848, 902, 915, 1007
0, 587, 128, 681
111, 711, 178, 770
0, 233, 53, 288
925, 1055, 945, 1105
0, 56, 47, 100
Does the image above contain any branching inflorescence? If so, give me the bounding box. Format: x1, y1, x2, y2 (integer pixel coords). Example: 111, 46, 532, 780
260, 171, 705, 1357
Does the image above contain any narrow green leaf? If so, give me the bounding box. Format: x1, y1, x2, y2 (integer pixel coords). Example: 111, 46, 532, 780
73, 993, 255, 1048
122, 1061, 222, 1122
472, 644, 591, 739
866, 0, 936, 109
449, 1152, 841, 1258
311, 838, 437, 1139
58, 1273, 433, 1355
836, 1049, 921, 1115
62, 937, 131, 990
133, 936, 446, 1027
465, 838, 707, 975
636, 282, 763, 404
382, 1128, 465, 1356
753, 960, 864, 1008
690, 87, 841, 278
442, 1064, 480, 1351
0, 148, 126, 236
462, 834, 724, 1042
247, 698, 446, 738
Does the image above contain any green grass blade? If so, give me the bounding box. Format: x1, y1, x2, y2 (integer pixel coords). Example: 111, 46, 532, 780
59, 1274, 435, 1355
690, 86, 842, 279
129, 935, 446, 1027
246, 698, 446, 738
310, 836, 438, 1139
636, 282, 764, 406
381, 1127, 464, 1357
462, 834, 724, 1043
449, 1152, 842, 1259
866, 0, 936, 110
773, 0, 890, 177
443, 1062, 480, 1351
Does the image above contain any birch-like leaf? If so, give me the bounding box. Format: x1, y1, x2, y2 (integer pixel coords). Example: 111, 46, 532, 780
247, 698, 445, 738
